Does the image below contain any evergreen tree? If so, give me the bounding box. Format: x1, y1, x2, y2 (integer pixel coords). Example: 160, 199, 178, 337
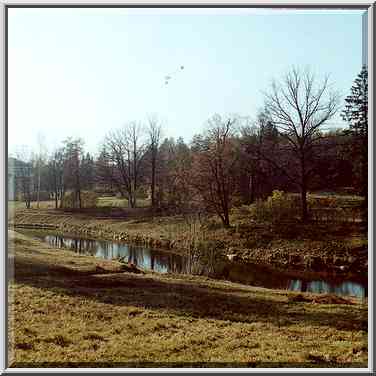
341, 66, 368, 198
81, 152, 95, 190
63, 138, 85, 208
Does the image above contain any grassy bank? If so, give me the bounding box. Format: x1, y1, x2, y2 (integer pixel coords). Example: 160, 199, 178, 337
8, 230, 367, 367
9, 201, 367, 276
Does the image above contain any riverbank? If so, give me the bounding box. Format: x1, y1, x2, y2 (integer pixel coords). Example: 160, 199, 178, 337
9, 207, 368, 277
8, 230, 368, 367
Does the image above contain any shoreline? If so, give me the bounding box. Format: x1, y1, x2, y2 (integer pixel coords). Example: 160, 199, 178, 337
12, 229, 368, 295
9, 208, 368, 280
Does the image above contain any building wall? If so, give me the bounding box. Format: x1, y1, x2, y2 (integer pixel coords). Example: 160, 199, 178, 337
8, 172, 15, 201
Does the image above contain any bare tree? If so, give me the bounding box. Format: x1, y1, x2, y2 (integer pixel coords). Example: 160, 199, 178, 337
191, 115, 239, 227
155, 137, 194, 213
239, 112, 281, 202
146, 115, 163, 209
103, 122, 147, 208
46, 148, 65, 209
35, 133, 47, 209
263, 67, 339, 221
11, 147, 34, 209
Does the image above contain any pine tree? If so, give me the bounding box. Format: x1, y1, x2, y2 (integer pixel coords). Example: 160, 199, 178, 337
341, 66, 368, 198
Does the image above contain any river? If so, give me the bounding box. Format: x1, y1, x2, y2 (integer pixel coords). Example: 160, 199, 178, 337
17, 230, 367, 299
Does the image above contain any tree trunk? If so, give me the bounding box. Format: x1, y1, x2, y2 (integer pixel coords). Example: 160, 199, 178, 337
250, 174, 255, 203
221, 207, 231, 228
223, 215, 230, 228
133, 138, 137, 209
37, 161, 41, 209
54, 173, 58, 209
151, 158, 156, 208
300, 153, 308, 222
78, 189, 81, 209
361, 147, 368, 197
301, 185, 308, 222
361, 149, 368, 222
26, 192, 31, 209
128, 192, 136, 208
59, 187, 65, 209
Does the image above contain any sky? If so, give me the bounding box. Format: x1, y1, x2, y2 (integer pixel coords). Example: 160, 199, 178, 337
8, 7, 365, 156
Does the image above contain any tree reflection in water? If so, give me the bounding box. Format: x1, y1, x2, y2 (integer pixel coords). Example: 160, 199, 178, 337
28, 232, 367, 299
288, 279, 366, 298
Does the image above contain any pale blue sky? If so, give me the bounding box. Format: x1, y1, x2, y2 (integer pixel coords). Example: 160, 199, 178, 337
8, 8, 365, 155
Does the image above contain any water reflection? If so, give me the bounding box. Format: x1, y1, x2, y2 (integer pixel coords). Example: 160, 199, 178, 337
288, 279, 366, 299
44, 234, 188, 274
24, 231, 367, 299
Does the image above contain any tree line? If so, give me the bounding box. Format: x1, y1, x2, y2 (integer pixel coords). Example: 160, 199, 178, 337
10, 66, 368, 226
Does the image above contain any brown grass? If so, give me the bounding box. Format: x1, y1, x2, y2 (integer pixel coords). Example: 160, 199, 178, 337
8, 230, 368, 368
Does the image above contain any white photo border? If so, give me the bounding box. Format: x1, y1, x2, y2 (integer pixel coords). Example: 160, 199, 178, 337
1, 1, 374, 373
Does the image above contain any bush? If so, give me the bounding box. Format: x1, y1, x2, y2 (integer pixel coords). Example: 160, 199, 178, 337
30, 191, 51, 201
61, 191, 98, 208
230, 205, 253, 219
231, 195, 245, 207
186, 239, 225, 277
307, 194, 339, 209
249, 190, 300, 223
136, 187, 148, 200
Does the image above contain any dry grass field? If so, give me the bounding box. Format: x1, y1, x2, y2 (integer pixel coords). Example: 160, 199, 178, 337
8, 230, 367, 367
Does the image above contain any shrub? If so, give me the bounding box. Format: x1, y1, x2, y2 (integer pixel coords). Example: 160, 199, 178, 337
229, 205, 253, 223
231, 195, 245, 207
307, 194, 339, 209
249, 190, 300, 223
29, 191, 51, 201
61, 191, 99, 208
136, 187, 148, 199
186, 239, 225, 277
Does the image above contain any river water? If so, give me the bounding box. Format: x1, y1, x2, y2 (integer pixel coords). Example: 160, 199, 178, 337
19, 231, 367, 299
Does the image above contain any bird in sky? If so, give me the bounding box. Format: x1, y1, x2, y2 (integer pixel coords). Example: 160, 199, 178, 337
164, 65, 184, 86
